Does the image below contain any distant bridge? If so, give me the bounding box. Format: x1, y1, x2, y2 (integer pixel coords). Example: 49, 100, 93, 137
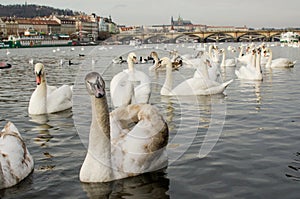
108, 29, 300, 44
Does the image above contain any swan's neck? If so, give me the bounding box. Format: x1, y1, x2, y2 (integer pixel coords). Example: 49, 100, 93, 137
250, 53, 256, 68
80, 96, 112, 182
161, 64, 173, 95
238, 46, 244, 58
154, 55, 159, 66
36, 75, 47, 94
256, 53, 262, 73
266, 50, 273, 67
29, 75, 47, 114
127, 59, 134, 71
221, 51, 226, 66
208, 45, 213, 59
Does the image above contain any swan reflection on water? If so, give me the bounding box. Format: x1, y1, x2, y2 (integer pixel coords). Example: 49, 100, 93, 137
29, 109, 73, 146
81, 170, 170, 199
160, 94, 226, 160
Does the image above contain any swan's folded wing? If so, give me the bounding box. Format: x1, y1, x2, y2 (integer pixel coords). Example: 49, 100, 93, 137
0, 122, 34, 189
110, 72, 133, 108
47, 85, 57, 96
133, 75, 151, 104
110, 104, 168, 174
47, 84, 72, 113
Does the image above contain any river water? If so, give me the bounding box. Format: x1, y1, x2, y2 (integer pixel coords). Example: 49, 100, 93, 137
0, 43, 299, 198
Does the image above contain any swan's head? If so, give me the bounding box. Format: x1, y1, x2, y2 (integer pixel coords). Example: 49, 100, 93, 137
85, 72, 105, 98
256, 47, 261, 54
149, 51, 158, 58
34, 63, 45, 85
158, 57, 172, 69
127, 52, 137, 63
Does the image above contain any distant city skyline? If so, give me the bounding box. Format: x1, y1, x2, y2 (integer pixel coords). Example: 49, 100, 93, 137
1, 0, 300, 28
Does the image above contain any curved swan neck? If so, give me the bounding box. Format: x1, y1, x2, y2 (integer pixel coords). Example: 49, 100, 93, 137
256, 52, 261, 72
80, 96, 112, 182
238, 46, 244, 58
127, 58, 135, 71
29, 74, 47, 114
250, 53, 256, 68
154, 55, 159, 64
161, 62, 173, 95
208, 45, 213, 57
266, 49, 272, 67
91, 96, 110, 138
221, 50, 226, 66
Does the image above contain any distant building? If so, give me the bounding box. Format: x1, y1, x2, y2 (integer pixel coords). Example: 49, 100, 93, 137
0, 18, 6, 38
171, 15, 192, 26
170, 15, 193, 32
75, 14, 98, 41
50, 15, 76, 35
1, 17, 18, 36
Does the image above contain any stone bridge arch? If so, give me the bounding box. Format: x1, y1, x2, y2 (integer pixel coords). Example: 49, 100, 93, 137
173, 34, 201, 43
145, 34, 172, 43
269, 32, 281, 42
238, 32, 267, 42
204, 32, 235, 42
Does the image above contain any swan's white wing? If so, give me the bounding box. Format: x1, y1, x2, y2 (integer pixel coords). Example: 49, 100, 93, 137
204, 79, 233, 95
225, 59, 236, 67
47, 84, 72, 113
110, 71, 133, 108
235, 65, 261, 80
272, 58, 296, 67
0, 122, 34, 189
132, 71, 151, 104
173, 77, 231, 96
47, 85, 57, 96
110, 104, 168, 175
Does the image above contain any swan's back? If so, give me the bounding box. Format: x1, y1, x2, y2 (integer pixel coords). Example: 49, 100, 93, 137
0, 122, 34, 189
272, 58, 296, 68
111, 69, 151, 107
110, 71, 134, 108
110, 104, 168, 176
47, 84, 73, 113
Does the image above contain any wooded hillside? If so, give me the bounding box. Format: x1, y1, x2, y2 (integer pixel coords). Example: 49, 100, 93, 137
0, 4, 82, 18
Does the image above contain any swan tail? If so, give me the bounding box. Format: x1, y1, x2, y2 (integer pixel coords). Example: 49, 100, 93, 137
222, 79, 233, 88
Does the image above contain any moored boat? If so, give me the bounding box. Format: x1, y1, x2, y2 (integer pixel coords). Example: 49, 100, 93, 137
280, 32, 299, 43
0, 35, 73, 49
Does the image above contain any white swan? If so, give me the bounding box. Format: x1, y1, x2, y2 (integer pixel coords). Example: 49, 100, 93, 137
220, 48, 236, 67
208, 44, 220, 63
110, 52, 151, 108
149, 51, 181, 71
265, 48, 296, 68
0, 121, 34, 189
148, 51, 160, 71
236, 45, 253, 65
235, 48, 263, 81
80, 72, 169, 183
28, 63, 73, 115
160, 57, 233, 96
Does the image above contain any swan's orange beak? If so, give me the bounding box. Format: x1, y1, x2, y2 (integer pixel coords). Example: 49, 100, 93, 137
36, 75, 41, 85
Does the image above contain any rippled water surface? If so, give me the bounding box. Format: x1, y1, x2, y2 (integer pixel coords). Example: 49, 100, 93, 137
0, 43, 299, 199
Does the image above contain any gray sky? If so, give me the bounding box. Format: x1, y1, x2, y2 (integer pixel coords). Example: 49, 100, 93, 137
1, 0, 300, 28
